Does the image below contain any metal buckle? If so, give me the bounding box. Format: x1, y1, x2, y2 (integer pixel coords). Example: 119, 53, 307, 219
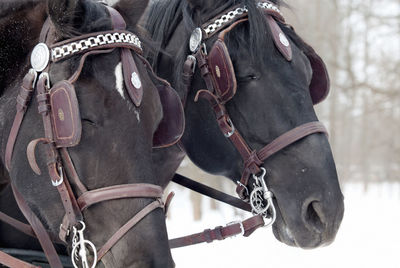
52, 166, 64, 187
226, 221, 245, 237
186, 55, 197, 73
224, 118, 235, 138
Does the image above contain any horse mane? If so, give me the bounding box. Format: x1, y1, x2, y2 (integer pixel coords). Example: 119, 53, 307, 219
0, 0, 43, 18
144, 0, 286, 90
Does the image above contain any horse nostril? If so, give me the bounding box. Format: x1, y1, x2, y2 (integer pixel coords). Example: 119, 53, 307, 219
304, 201, 326, 234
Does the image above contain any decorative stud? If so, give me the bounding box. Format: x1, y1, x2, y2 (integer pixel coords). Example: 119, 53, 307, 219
131, 72, 142, 89
279, 33, 289, 47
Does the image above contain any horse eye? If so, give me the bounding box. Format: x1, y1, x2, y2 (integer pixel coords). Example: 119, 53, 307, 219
237, 74, 258, 82
82, 118, 97, 126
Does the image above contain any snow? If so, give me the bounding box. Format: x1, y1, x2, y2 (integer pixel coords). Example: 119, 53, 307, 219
166, 182, 400, 268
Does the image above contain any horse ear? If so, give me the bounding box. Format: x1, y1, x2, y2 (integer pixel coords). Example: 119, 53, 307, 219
47, 0, 83, 37
113, 0, 149, 27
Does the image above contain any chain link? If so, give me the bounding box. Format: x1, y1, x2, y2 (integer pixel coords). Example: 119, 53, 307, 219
51, 32, 142, 61
203, 1, 282, 35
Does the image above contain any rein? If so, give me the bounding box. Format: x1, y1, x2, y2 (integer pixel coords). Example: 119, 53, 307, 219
168, 1, 328, 248
0, 7, 167, 268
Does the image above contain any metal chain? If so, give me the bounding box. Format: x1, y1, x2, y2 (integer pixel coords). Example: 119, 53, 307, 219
51, 32, 142, 61
203, 1, 282, 35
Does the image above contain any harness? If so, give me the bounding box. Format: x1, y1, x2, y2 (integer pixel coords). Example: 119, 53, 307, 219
0, 7, 172, 268
168, 0, 330, 248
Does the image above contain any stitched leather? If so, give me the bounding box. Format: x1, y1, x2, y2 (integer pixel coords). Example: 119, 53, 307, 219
266, 15, 292, 61
97, 199, 164, 261
49, 80, 82, 147
121, 48, 143, 106
208, 39, 237, 103
169, 215, 264, 248
77, 184, 163, 211
0, 250, 40, 268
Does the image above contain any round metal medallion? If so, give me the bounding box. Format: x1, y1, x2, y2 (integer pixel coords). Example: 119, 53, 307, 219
131, 72, 142, 89
31, 43, 50, 72
189, 28, 203, 53
279, 33, 289, 47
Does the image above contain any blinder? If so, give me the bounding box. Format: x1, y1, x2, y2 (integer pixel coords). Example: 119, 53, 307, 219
153, 84, 185, 148
208, 39, 237, 104
49, 80, 82, 148
303, 46, 330, 105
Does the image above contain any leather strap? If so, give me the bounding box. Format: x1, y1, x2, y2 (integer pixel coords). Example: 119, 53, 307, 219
77, 184, 163, 211
60, 148, 88, 194
169, 215, 264, 248
97, 199, 164, 260
5, 71, 36, 171
11, 184, 63, 268
236, 121, 327, 198
0, 250, 40, 268
258, 122, 327, 161
172, 174, 251, 212
0, 211, 36, 238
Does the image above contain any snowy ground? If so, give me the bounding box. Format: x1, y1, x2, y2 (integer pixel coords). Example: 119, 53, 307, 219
166, 182, 400, 268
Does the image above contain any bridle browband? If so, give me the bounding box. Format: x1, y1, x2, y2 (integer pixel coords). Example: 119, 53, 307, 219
169, 1, 328, 248
1, 7, 169, 268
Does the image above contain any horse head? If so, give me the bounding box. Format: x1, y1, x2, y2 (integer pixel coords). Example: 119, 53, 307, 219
1, 0, 173, 267
147, 0, 344, 249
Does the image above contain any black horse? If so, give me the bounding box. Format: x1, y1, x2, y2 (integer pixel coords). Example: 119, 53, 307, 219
145, 0, 344, 249
0, 0, 174, 267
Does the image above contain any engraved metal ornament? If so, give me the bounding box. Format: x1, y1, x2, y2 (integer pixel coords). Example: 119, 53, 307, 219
131, 72, 142, 89
31, 43, 50, 72
250, 186, 270, 215
279, 32, 289, 47
249, 168, 277, 227
189, 28, 203, 53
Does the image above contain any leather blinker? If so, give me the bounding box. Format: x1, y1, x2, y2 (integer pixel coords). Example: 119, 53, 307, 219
208, 39, 237, 104
153, 84, 185, 148
304, 48, 330, 105
49, 80, 82, 148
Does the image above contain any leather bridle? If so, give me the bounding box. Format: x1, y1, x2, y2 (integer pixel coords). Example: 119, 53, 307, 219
168, 1, 328, 248
1, 7, 168, 268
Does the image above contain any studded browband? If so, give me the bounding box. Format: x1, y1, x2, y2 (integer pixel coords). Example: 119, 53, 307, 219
1, 7, 168, 268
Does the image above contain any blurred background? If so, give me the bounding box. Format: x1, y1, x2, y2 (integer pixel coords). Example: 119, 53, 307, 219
163, 0, 400, 267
